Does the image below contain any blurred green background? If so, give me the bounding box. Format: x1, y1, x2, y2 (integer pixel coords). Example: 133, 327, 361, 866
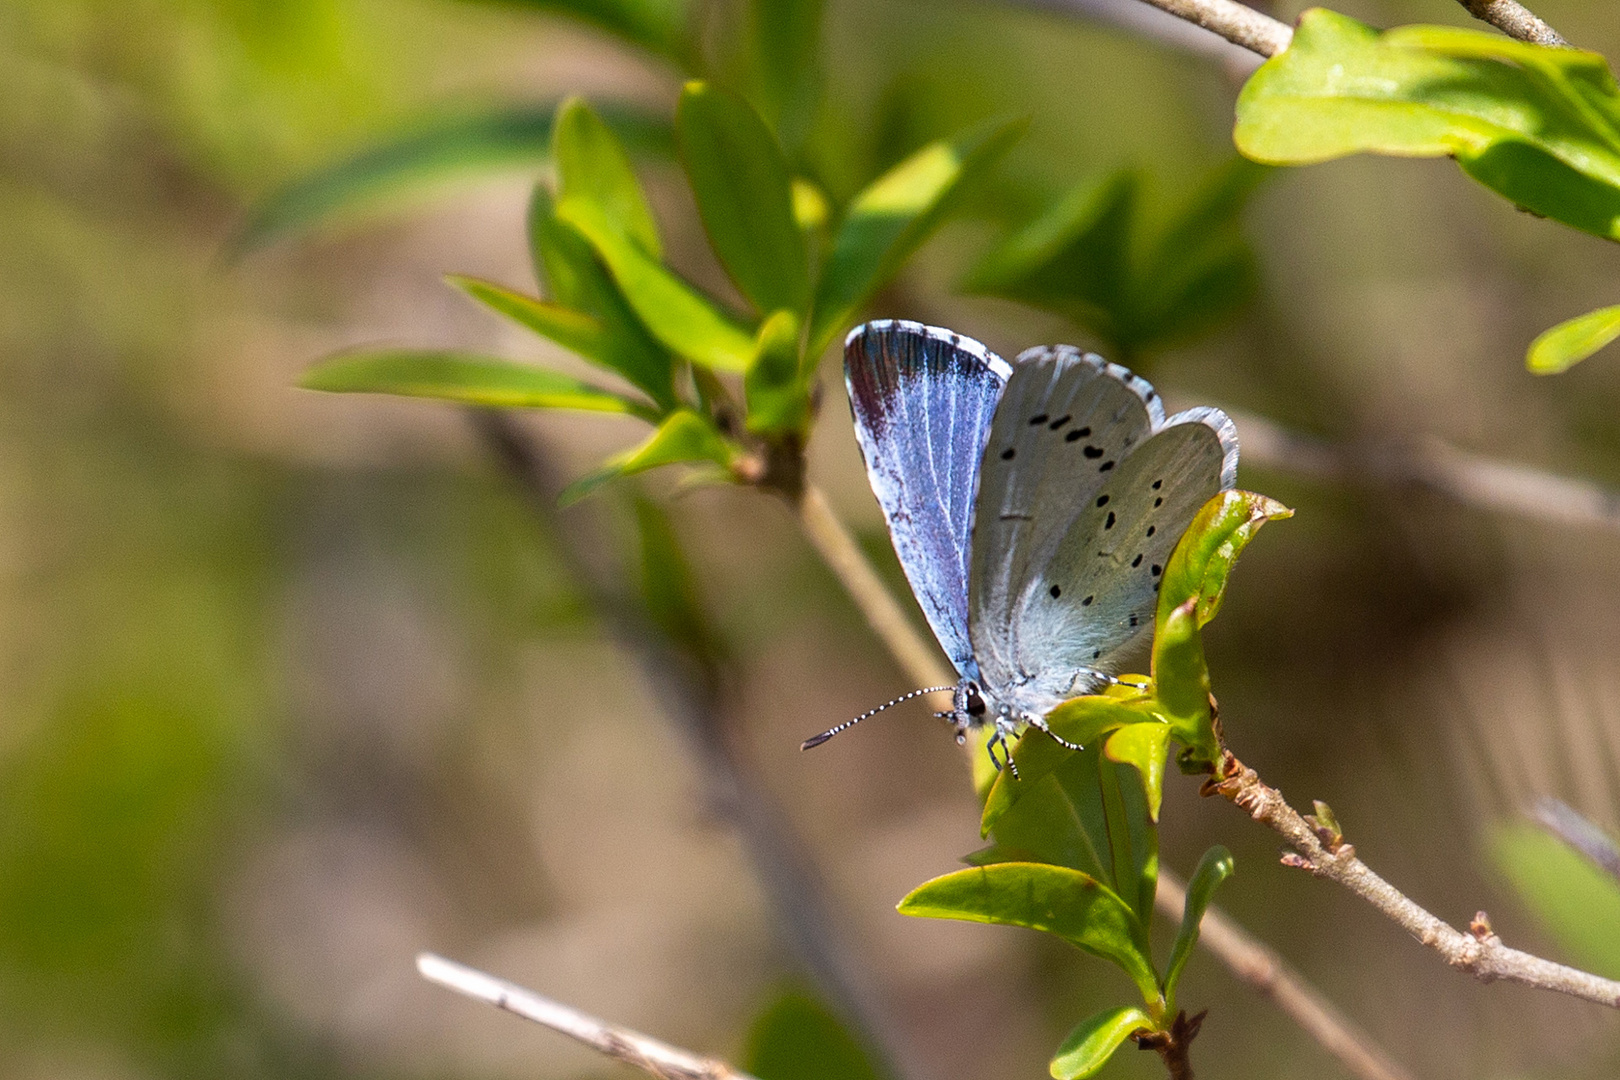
5, 1, 1620, 1079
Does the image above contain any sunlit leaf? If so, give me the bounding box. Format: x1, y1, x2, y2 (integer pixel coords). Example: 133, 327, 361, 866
561, 409, 737, 503
677, 82, 810, 315
299, 350, 652, 416
1151, 599, 1214, 764
743, 988, 881, 1080
1235, 9, 1620, 241
1527, 304, 1620, 374
898, 862, 1160, 1004
1104, 721, 1171, 824
1493, 822, 1620, 978
448, 274, 612, 360
1157, 490, 1293, 631
234, 104, 670, 252
745, 310, 810, 434
554, 96, 663, 258
557, 198, 756, 371
808, 117, 1025, 352
1049, 1006, 1155, 1080
1162, 845, 1234, 1011
527, 186, 678, 408
981, 690, 1155, 835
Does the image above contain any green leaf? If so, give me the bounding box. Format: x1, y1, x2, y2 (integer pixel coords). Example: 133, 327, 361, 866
745, 310, 810, 434
1235, 9, 1620, 242
808, 117, 1025, 352
561, 408, 737, 503
1157, 490, 1293, 631
299, 350, 651, 416
527, 186, 678, 408
677, 82, 810, 315
965, 169, 1138, 345
1104, 722, 1171, 824
1528, 304, 1620, 374
448, 274, 613, 359
1049, 1006, 1155, 1080
495, 0, 691, 59
1162, 845, 1235, 1011
1152, 491, 1289, 764
1492, 822, 1620, 978
980, 690, 1155, 835
557, 197, 757, 371
554, 96, 663, 259
743, 988, 882, 1080
234, 105, 671, 252
899, 862, 1160, 1005
749, 0, 825, 145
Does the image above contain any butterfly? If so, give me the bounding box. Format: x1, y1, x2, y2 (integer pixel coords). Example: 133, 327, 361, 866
803, 320, 1238, 772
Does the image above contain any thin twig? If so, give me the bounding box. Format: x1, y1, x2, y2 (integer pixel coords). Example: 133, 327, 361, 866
1532, 798, 1620, 884
1125, 0, 1291, 57
417, 953, 758, 1080
1156, 870, 1415, 1080
1457, 0, 1567, 46
798, 481, 1414, 1079
1230, 409, 1620, 539
1210, 754, 1620, 1008
471, 414, 917, 1080
1007, 0, 1265, 70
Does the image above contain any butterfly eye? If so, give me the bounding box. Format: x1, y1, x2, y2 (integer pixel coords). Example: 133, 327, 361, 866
965, 684, 987, 717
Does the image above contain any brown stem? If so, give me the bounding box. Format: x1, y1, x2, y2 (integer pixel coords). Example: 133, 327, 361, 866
1209, 752, 1620, 1008
1126, 0, 1292, 57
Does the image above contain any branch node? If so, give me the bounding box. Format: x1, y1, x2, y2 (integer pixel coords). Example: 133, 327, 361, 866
1280, 851, 1316, 871
1470, 911, 1497, 941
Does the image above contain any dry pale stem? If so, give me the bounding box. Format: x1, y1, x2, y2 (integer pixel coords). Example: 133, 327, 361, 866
418, 954, 758, 1080
1210, 755, 1620, 1008
1128, 0, 1292, 56
1458, 0, 1567, 46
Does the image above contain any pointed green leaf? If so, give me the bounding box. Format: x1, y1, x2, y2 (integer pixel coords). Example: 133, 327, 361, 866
557, 197, 756, 371
1104, 722, 1171, 824
1049, 1006, 1155, 1080
1235, 9, 1620, 242
527, 186, 677, 408
1151, 599, 1215, 764
792, 177, 831, 233
561, 409, 737, 503
745, 310, 810, 434
899, 862, 1159, 1004
1156, 490, 1293, 631
981, 690, 1155, 836
677, 82, 810, 315
809, 117, 1025, 352
743, 989, 881, 1080
554, 96, 663, 259
749, 0, 825, 145
448, 275, 614, 360
234, 104, 671, 253
299, 350, 650, 416
1528, 304, 1620, 375
1163, 846, 1235, 1011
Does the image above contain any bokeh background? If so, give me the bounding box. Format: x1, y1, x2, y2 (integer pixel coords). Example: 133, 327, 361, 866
5, 1, 1620, 1079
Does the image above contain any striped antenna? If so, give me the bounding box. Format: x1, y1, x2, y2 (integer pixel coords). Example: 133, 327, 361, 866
801, 687, 955, 750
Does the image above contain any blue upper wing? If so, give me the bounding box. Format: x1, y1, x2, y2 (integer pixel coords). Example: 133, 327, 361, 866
844, 321, 1010, 677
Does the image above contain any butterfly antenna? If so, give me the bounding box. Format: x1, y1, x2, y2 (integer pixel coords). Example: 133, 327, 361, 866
802, 687, 954, 750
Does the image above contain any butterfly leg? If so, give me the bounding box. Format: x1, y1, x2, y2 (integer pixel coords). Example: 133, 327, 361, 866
1026, 714, 1083, 752
984, 730, 1021, 780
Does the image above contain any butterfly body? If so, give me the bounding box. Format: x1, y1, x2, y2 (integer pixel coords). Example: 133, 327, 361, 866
837, 320, 1238, 769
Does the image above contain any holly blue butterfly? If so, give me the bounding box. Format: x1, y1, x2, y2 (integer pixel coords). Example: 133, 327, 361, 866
803, 320, 1238, 772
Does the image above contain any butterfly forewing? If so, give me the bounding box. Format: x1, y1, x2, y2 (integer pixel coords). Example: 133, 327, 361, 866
844, 321, 1010, 676
968, 349, 1157, 692
1007, 409, 1236, 708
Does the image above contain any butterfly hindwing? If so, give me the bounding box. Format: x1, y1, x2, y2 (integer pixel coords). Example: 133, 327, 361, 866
844, 321, 1010, 676
967, 348, 1158, 694
1008, 406, 1237, 707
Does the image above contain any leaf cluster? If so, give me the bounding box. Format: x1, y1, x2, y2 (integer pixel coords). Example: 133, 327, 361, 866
1236, 8, 1620, 373
899, 491, 1289, 1078
301, 89, 1020, 502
